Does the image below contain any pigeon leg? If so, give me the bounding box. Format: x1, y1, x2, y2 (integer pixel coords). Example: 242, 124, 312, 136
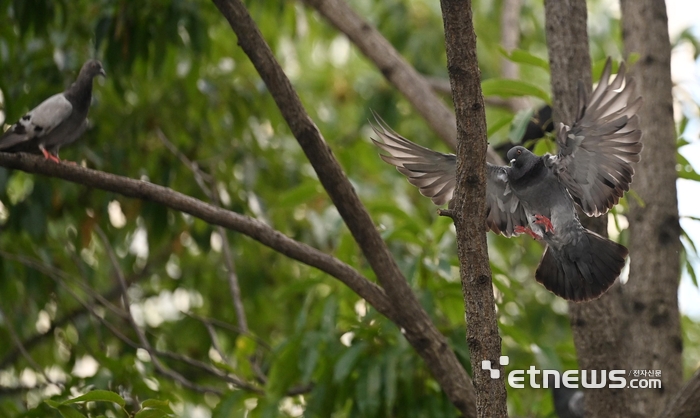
39, 146, 61, 164
534, 214, 554, 233
515, 225, 542, 240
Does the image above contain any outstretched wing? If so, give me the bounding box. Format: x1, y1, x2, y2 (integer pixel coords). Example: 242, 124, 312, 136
370, 115, 528, 237
0, 93, 73, 150
549, 58, 643, 217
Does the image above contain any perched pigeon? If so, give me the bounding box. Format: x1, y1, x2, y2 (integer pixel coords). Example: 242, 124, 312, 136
0, 59, 106, 163
371, 58, 642, 301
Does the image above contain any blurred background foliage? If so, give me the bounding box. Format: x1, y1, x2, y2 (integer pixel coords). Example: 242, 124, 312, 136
0, 0, 698, 417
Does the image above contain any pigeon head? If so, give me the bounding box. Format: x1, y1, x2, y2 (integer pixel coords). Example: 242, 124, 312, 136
80, 60, 106, 79
507, 146, 535, 167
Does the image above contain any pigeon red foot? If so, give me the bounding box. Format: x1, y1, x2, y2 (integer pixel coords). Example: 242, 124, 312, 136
515, 225, 542, 240
40, 148, 61, 164
534, 214, 554, 233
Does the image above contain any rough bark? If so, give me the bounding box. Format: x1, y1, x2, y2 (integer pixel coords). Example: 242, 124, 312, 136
543, 1, 633, 417
658, 368, 700, 418
620, 0, 683, 416
300, 0, 504, 165
440, 0, 507, 417
212, 0, 477, 415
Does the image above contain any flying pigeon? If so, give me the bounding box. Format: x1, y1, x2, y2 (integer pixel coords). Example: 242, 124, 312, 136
0, 59, 106, 163
371, 58, 642, 301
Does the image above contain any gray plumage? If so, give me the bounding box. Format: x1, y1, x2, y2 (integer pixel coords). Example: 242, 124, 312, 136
371, 58, 641, 301
0, 60, 106, 162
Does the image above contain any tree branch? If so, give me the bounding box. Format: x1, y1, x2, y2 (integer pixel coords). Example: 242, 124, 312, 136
0, 304, 56, 386
300, 0, 504, 166
211, 1, 476, 415
157, 129, 249, 333
439, 0, 507, 417
658, 368, 700, 418
0, 152, 393, 322
0, 250, 163, 370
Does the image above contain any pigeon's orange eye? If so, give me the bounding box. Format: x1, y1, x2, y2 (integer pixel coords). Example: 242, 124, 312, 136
517, 149, 522, 155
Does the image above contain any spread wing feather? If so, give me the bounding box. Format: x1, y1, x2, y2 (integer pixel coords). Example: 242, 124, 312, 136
549, 58, 643, 217
370, 114, 528, 237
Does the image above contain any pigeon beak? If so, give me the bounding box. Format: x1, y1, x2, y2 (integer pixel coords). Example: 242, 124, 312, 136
510, 158, 516, 164
99, 68, 107, 77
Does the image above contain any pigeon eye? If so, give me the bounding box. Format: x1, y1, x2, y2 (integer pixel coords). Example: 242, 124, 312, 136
517, 149, 521, 155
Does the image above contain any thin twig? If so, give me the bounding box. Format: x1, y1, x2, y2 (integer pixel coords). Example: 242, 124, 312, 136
0, 250, 164, 370
94, 225, 223, 395
186, 313, 271, 351
156, 129, 249, 333
300, 0, 504, 166
0, 251, 129, 321
0, 304, 56, 386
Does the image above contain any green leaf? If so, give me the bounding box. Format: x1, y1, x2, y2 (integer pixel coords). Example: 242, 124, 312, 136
686, 256, 698, 288
140, 399, 173, 414
212, 392, 249, 418
509, 108, 536, 144
333, 342, 368, 382
677, 152, 700, 181
266, 338, 302, 397
44, 404, 87, 418
482, 79, 551, 104
488, 114, 515, 137
357, 363, 381, 416
134, 409, 171, 418
383, 353, 398, 415
61, 390, 126, 407
499, 47, 550, 71
626, 189, 646, 208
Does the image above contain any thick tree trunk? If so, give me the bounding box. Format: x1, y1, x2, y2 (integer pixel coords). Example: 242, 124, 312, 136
619, 1, 683, 416
440, 1, 508, 417
543, 1, 633, 417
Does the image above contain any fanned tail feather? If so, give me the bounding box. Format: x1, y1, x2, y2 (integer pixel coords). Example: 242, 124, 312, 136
535, 230, 628, 301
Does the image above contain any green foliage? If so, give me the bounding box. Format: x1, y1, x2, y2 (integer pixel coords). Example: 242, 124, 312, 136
0, 0, 697, 417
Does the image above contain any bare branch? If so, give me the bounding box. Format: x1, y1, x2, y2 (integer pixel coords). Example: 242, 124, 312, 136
0, 152, 393, 320
658, 368, 700, 418
95, 226, 225, 395
300, 0, 504, 166
440, 0, 507, 416
0, 249, 259, 395
0, 250, 163, 369
157, 129, 249, 333
211, 1, 476, 414
0, 304, 56, 386
186, 313, 271, 351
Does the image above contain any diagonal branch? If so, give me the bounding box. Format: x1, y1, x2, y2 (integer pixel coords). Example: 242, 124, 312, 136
0, 304, 56, 386
157, 129, 249, 333
0, 152, 392, 321
95, 225, 225, 395
300, 0, 504, 165
658, 368, 700, 418
0, 250, 164, 370
211, 0, 476, 414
